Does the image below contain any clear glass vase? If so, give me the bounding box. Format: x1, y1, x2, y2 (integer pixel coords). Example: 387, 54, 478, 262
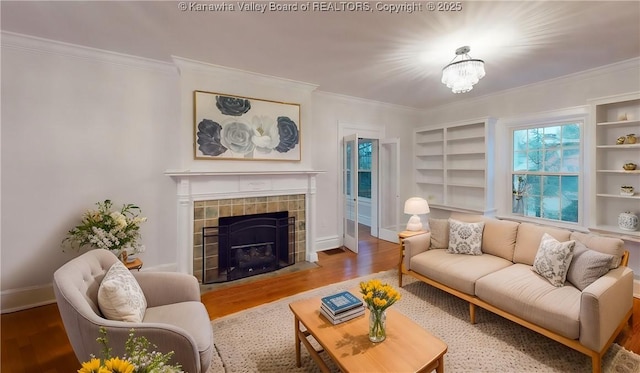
368, 308, 386, 343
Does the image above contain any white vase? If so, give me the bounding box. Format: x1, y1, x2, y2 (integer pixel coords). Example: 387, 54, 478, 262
618, 212, 639, 231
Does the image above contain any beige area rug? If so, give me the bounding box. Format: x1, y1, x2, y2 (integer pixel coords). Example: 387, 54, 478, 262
207, 270, 640, 372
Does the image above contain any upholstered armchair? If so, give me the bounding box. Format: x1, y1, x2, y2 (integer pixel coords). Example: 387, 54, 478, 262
53, 249, 213, 372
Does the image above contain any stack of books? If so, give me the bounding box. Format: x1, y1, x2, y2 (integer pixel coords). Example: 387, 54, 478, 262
319, 290, 365, 324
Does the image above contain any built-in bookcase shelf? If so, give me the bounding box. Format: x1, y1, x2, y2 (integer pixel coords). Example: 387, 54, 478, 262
589, 93, 640, 239
413, 118, 496, 214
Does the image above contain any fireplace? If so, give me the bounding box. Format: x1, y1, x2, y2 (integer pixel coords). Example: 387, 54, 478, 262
165, 170, 322, 279
202, 211, 295, 283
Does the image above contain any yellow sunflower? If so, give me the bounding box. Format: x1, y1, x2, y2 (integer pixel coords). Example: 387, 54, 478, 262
105, 357, 135, 373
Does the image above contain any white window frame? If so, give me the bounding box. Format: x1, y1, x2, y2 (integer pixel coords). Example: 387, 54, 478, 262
499, 107, 588, 230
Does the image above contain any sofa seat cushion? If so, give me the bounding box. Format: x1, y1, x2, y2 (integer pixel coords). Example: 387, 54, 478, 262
144, 301, 213, 364
476, 263, 581, 339
410, 249, 513, 296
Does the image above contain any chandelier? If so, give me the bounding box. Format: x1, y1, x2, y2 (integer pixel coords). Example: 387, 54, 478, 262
441, 46, 485, 93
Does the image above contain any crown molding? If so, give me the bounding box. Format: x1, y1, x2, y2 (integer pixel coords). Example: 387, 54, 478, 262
1, 31, 177, 74
314, 90, 424, 114
172, 56, 319, 93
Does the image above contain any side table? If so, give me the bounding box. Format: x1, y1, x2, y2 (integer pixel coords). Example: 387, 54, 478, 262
125, 258, 143, 271
398, 230, 427, 286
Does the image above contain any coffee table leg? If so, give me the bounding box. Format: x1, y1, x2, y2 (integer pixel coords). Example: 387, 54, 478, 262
436, 356, 444, 373
294, 316, 301, 367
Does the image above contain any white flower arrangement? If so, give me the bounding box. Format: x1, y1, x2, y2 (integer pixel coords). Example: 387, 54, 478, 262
64, 200, 147, 258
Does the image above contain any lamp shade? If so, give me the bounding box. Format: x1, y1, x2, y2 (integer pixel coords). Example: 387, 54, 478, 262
404, 197, 430, 215
404, 197, 430, 231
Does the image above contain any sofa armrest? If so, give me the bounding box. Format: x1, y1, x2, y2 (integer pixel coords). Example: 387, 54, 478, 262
579, 266, 634, 351
403, 232, 431, 270
134, 272, 201, 307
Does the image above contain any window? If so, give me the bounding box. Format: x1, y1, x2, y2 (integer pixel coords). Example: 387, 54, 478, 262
358, 140, 372, 198
512, 123, 581, 223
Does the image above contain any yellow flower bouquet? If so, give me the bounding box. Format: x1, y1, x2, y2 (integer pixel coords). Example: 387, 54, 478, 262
359, 279, 401, 342
78, 328, 182, 373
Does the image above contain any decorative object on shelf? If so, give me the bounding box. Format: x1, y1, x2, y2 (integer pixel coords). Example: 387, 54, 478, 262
194, 90, 301, 161
623, 162, 637, 171
359, 279, 401, 343
616, 136, 626, 145
618, 113, 628, 121
626, 134, 637, 144
78, 327, 182, 373
441, 46, 485, 94
404, 197, 430, 231
621, 186, 635, 196
618, 211, 639, 231
63, 199, 147, 262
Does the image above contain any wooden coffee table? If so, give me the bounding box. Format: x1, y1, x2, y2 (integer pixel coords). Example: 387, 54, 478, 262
289, 290, 447, 373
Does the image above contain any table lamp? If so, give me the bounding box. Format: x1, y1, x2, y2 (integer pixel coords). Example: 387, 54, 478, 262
404, 197, 430, 231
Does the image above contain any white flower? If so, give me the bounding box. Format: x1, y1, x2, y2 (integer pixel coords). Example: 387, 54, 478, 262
250, 115, 279, 153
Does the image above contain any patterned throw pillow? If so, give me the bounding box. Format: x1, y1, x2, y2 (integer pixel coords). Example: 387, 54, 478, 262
98, 260, 147, 322
532, 233, 576, 287
566, 241, 615, 291
447, 219, 485, 255
428, 218, 450, 249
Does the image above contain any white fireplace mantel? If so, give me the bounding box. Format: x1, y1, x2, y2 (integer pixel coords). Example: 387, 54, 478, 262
165, 169, 324, 275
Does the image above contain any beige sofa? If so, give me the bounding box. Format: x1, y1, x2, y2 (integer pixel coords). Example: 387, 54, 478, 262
400, 214, 634, 373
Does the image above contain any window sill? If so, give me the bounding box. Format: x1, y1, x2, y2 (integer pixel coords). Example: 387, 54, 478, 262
495, 214, 588, 233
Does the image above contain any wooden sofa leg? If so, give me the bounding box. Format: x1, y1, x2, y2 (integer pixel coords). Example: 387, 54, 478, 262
469, 303, 476, 324
591, 353, 602, 373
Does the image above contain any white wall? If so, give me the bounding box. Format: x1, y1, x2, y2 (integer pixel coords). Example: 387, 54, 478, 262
1, 33, 181, 311
311, 92, 422, 250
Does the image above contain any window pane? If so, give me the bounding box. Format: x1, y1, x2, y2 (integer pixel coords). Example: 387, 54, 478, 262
542, 197, 560, 220
543, 176, 560, 197
358, 171, 371, 198
513, 130, 528, 152
527, 150, 542, 171
561, 148, 580, 172
561, 175, 579, 223
513, 151, 527, 171
527, 128, 543, 149
543, 149, 561, 172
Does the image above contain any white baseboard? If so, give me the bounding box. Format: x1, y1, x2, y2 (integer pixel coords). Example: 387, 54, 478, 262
634, 278, 640, 299
315, 235, 341, 252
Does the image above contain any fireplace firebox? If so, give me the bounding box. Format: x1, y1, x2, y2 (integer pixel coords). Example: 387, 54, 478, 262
202, 211, 295, 283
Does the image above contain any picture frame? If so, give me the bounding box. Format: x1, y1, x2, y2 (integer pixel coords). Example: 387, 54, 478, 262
194, 90, 301, 161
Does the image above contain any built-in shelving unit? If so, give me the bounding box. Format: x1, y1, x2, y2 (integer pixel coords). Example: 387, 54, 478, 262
589, 93, 640, 241
414, 118, 496, 214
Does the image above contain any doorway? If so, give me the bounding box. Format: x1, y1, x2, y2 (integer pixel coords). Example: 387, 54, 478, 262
341, 126, 400, 253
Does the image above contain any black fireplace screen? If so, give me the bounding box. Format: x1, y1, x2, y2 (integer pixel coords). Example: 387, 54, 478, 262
202, 211, 295, 284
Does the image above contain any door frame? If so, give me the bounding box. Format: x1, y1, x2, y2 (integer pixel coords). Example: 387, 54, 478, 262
338, 121, 391, 248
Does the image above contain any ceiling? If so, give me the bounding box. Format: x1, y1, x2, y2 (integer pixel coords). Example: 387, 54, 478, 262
2, 1, 639, 110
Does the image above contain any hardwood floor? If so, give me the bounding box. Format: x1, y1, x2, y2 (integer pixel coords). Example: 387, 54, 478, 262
2, 228, 640, 372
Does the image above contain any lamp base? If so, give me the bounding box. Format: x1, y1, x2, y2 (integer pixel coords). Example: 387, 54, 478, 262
405, 215, 423, 231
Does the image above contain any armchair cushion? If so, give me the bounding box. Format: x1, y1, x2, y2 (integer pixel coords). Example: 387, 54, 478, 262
98, 261, 147, 322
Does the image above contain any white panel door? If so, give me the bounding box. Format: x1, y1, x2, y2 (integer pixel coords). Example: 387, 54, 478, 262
343, 134, 358, 253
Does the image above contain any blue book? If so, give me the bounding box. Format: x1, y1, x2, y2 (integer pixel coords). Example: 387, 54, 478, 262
320, 291, 363, 314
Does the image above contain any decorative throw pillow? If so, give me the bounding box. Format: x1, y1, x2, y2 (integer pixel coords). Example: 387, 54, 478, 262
532, 233, 576, 287
428, 218, 450, 249
98, 261, 147, 322
447, 219, 485, 255
567, 241, 615, 291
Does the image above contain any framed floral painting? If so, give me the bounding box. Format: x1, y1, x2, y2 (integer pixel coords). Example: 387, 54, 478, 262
194, 90, 301, 161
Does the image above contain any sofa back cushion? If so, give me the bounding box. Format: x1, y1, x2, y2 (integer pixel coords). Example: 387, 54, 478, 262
428, 218, 450, 249
449, 213, 519, 261
570, 231, 624, 269
513, 222, 571, 266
